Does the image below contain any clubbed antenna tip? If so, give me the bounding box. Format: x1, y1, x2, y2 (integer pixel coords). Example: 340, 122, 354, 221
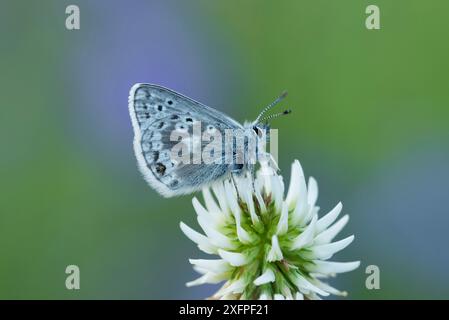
280, 91, 288, 99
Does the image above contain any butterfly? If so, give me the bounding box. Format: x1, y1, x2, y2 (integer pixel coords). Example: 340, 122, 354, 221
128, 83, 291, 197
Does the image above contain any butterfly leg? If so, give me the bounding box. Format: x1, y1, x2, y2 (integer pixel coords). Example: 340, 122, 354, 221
230, 173, 244, 204
250, 168, 257, 194
230, 173, 239, 189
265, 152, 280, 174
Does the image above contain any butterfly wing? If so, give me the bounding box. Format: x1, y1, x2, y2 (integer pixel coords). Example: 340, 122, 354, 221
128, 83, 243, 197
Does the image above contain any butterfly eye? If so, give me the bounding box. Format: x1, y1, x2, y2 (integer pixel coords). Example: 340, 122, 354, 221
253, 126, 263, 138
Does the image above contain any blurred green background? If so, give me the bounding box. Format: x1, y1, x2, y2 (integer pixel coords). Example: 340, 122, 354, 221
1, 0, 448, 299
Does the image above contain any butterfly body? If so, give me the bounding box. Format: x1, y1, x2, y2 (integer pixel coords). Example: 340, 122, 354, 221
129, 83, 284, 197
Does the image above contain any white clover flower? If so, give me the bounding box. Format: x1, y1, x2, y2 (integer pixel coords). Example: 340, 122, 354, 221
180, 160, 360, 300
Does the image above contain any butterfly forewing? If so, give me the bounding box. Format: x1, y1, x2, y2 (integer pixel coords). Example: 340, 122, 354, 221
129, 83, 243, 197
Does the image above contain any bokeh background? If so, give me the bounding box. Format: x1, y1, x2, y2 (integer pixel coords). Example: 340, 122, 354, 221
1, 0, 448, 299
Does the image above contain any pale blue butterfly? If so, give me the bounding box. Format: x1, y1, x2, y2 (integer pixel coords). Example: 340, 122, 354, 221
128, 83, 290, 197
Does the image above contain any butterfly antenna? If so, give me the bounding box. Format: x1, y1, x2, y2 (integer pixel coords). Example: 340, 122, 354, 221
254, 91, 288, 124
259, 109, 292, 123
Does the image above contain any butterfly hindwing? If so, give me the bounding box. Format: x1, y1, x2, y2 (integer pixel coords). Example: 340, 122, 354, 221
129, 83, 243, 197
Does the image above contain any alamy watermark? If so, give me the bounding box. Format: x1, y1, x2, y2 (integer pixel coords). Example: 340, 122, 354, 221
164, 121, 277, 166
65, 5, 80, 30
366, 5, 381, 30
65, 265, 80, 290
365, 264, 381, 290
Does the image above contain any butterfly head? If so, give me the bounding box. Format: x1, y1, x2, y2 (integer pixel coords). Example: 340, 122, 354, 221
253, 121, 271, 138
